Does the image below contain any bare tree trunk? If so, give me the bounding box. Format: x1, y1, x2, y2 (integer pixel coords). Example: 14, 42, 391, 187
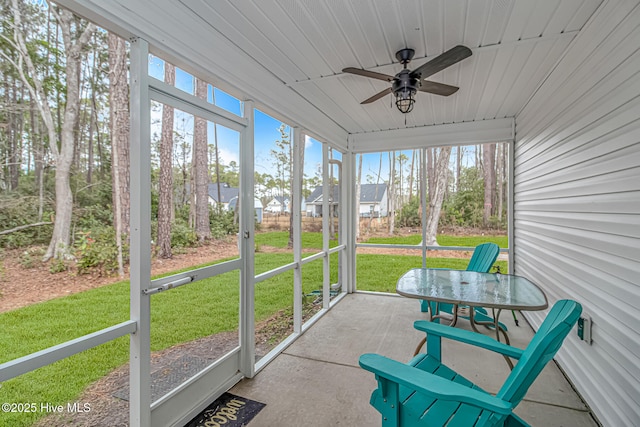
157, 63, 175, 258
497, 143, 506, 222
483, 143, 496, 227
8, 79, 22, 191
456, 146, 463, 191
425, 147, 452, 245
427, 148, 435, 202
213, 124, 222, 214
30, 100, 45, 220
193, 77, 210, 242
3, 2, 97, 261
408, 150, 415, 201
108, 32, 130, 277
87, 48, 100, 186
388, 151, 396, 235
369, 153, 383, 232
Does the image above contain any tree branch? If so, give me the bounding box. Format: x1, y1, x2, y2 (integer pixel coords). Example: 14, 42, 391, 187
0, 222, 53, 236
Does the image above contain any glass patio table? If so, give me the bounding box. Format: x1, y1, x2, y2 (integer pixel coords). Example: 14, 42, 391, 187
397, 268, 548, 363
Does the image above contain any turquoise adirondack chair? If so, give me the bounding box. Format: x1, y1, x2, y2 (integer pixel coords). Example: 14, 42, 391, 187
360, 299, 582, 427
421, 242, 501, 327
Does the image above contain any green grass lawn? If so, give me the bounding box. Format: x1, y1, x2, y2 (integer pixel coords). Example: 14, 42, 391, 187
363, 233, 508, 247
0, 232, 505, 426
254, 231, 340, 249
356, 254, 508, 293
0, 252, 335, 427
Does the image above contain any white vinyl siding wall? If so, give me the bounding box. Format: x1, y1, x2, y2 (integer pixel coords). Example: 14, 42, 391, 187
513, 2, 640, 426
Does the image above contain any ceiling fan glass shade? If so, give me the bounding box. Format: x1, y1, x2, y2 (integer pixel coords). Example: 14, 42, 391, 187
395, 88, 416, 113
393, 71, 419, 113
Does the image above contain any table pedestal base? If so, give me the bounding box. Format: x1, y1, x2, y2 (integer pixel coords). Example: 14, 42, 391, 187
416, 304, 514, 369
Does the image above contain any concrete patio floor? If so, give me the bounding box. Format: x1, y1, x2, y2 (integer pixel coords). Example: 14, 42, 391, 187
231, 293, 599, 427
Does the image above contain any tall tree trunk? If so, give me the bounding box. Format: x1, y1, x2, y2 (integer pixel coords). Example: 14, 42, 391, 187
408, 150, 415, 201
193, 78, 210, 241
369, 153, 383, 232
8, 79, 22, 191
427, 148, 435, 203
213, 124, 222, 214
483, 143, 496, 227
30, 100, 45, 221
497, 143, 506, 222
425, 147, 452, 245
87, 47, 100, 186
108, 32, 130, 277
388, 151, 396, 235
6, 2, 96, 261
456, 146, 463, 192
157, 62, 175, 258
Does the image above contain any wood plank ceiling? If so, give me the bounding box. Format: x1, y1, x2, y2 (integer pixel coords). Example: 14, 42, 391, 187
180, 0, 603, 135
60, 0, 603, 139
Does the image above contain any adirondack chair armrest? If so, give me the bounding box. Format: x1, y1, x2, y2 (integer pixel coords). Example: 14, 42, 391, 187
359, 353, 513, 415
413, 320, 524, 360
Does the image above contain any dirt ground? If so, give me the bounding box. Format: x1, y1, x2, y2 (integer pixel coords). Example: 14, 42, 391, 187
2, 224, 496, 426
0, 221, 485, 314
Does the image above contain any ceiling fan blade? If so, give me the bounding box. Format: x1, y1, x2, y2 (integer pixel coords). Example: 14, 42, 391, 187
361, 87, 392, 104
411, 45, 472, 80
418, 81, 460, 96
343, 67, 395, 82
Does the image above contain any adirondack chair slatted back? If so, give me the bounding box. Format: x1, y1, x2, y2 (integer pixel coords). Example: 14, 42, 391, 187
466, 242, 500, 273
497, 299, 582, 405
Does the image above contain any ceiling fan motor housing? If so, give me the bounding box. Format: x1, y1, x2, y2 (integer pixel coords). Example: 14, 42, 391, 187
392, 69, 420, 97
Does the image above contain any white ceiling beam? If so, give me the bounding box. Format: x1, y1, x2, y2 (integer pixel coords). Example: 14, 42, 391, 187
349, 118, 514, 153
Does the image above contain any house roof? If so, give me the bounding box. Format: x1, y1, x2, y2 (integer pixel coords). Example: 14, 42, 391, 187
207, 183, 238, 203
269, 195, 289, 205
305, 186, 339, 204
359, 184, 388, 203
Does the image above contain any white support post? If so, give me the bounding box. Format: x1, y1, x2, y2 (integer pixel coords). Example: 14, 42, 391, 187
322, 144, 330, 309
292, 127, 304, 333
239, 100, 256, 378
343, 150, 356, 293
421, 148, 427, 267
508, 139, 515, 274
129, 37, 152, 427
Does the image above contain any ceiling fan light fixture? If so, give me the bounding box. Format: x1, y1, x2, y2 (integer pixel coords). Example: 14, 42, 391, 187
395, 87, 416, 114
343, 45, 472, 114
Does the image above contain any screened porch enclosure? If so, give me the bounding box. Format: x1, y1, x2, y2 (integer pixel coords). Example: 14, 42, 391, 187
1, 1, 639, 426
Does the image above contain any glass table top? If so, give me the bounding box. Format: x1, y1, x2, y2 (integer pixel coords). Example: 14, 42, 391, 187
396, 268, 548, 310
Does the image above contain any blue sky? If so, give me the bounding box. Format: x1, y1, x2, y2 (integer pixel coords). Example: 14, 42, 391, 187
149, 55, 324, 181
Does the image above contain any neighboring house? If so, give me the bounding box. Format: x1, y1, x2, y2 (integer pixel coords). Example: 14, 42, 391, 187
208, 183, 263, 223
207, 183, 238, 211
305, 183, 388, 218
305, 185, 338, 217
358, 183, 388, 218
228, 196, 263, 224
264, 195, 290, 213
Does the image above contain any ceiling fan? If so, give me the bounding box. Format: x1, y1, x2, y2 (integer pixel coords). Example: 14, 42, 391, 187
342, 45, 472, 114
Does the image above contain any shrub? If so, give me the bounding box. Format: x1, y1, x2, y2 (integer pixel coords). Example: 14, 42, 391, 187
397, 197, 421, 228
0, 194, 54, 248
171, 221, 198, 248
210, 209, 238, 239
49, 258, 69, 273
75, 227, 127, 275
